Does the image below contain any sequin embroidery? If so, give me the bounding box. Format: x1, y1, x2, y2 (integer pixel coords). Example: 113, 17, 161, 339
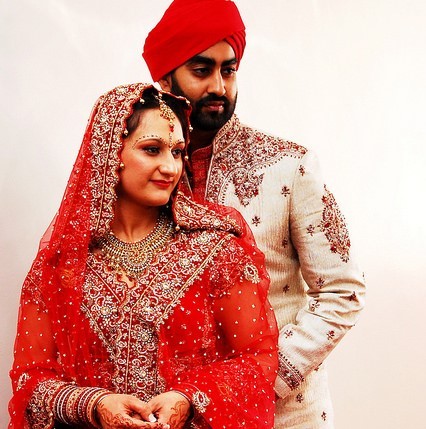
320, 185, 351, 262
206, 115, 307, 206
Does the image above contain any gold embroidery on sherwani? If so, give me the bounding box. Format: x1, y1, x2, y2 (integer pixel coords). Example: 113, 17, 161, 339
206, 115, 307, 206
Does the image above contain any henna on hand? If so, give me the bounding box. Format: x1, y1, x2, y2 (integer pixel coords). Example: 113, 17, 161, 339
95, 393, 166, 429
97, 401, 159, 428
97, 402, 133, 428
167, 400, 190, 428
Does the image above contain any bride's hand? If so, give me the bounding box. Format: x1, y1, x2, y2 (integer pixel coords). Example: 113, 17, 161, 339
95, 393, 164, 429
148, 391, 191, 429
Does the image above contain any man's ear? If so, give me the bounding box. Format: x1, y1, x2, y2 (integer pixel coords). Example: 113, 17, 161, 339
158, 75, 172, 91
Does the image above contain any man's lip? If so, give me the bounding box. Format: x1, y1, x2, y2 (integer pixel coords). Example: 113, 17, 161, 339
204, 101, 225, 106
203, 101, 225, 112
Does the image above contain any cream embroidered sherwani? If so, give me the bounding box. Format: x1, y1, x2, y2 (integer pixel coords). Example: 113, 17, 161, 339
190, 115, 366, 429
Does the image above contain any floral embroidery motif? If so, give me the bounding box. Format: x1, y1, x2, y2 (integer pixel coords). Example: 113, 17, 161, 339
283, 284, 290, 294
209, 239, 259, 298
348, 291, 357, 301
296, 393, 304, 403
192, 390, 211, 413
284, 330, 293, 339
252, 216, 261, 227
278, 352, 304, 390
243, 263, 261, 284
281, 186, 290, 197
299, 165, 306, 176
307, 224, 315, 236
327, 330, 335, 340
282, 238, 288, 248
316, 277, 325, 289
17, 372, 30, 391
320, 185, 351, 262
21, 258, 48, 310
206, 115, 307, 206
309, 299, 320, 312
321, 411, 327, 421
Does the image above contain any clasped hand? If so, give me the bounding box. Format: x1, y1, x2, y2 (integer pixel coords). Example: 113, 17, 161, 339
96, 391, 191, 429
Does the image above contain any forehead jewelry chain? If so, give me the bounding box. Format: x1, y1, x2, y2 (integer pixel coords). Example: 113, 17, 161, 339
156, 92, 176, 146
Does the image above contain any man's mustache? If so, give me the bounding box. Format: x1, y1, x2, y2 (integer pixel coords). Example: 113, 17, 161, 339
196, 95, 230, 107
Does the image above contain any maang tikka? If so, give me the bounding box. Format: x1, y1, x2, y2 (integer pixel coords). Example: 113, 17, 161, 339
156, 92, 176, 146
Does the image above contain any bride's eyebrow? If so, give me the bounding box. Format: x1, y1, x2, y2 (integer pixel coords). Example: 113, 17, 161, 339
132, 135, 186, 149
132, 134, 167, 148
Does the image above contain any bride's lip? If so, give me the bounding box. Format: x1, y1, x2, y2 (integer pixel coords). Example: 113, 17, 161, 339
151, 180, 173, 188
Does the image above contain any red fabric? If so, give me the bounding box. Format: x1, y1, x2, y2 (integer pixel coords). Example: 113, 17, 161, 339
143, 0, 246, 81
9, 83, 278, 428
188, 144, 213, 201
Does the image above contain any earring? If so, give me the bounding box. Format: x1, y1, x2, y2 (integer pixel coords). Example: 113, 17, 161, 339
119, 162, 125, 170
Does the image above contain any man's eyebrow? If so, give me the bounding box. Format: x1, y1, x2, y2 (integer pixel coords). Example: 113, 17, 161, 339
186, 55, 237, 67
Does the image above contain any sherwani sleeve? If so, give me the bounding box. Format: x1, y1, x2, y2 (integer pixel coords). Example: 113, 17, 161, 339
274, 150, 366, 398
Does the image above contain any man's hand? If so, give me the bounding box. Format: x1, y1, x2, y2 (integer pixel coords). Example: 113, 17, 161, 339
96, 393, 164, 429
148, 391, 191, 429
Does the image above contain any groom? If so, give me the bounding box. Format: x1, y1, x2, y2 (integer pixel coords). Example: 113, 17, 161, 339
143, 1, 365, 427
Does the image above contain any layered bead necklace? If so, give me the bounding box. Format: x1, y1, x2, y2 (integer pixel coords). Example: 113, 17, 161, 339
97, 212, 174, 279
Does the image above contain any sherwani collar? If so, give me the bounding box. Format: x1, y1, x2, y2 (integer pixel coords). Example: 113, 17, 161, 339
212, 114, 241, 154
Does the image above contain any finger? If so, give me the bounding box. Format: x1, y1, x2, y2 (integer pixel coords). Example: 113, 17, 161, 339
101, 413, 158, 429
125, 396, 157, 423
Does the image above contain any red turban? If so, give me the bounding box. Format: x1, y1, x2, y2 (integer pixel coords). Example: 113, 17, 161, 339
143, 0, 246, 81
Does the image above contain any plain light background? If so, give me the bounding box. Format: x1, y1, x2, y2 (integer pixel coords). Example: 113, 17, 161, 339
1, 0, 425, 427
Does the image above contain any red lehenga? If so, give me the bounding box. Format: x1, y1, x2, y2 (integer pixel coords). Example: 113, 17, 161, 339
9, 83, 278, 429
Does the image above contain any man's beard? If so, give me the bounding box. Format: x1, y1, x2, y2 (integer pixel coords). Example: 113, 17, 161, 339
170, 75, 237, 132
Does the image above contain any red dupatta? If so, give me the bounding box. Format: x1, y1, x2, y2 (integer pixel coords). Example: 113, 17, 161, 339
8, 83, 191, 427
9, 83, 278, 429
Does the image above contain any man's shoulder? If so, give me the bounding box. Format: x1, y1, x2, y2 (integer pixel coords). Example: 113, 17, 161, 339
237, 119, 308, 159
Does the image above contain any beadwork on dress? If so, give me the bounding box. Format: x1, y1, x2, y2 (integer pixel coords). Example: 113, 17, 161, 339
96, 212, 173, 279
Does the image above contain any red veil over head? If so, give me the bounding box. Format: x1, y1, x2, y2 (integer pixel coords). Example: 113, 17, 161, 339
10, 83, 278, 429
9, 83, 192, 422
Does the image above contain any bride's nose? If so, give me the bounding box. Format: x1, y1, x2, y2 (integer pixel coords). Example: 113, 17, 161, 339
158, 151, 179, 176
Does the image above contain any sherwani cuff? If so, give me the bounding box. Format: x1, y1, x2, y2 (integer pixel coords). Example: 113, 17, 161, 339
275, 351, 305, 398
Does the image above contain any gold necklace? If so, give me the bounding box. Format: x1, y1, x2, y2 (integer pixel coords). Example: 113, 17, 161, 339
97, 213, 173, 279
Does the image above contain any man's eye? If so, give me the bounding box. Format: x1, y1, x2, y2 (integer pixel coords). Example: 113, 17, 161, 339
223, 67, 237, 76
193, 67, 210, 76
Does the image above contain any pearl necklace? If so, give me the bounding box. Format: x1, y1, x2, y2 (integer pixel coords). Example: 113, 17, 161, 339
97, 213, 173, 279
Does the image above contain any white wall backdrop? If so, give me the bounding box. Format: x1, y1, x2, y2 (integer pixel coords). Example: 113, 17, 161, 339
1, 1, 425, 427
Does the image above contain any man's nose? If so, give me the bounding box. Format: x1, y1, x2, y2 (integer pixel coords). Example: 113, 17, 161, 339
207, 71, 226, 97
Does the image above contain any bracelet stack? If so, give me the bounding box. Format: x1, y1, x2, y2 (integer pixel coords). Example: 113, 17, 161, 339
53, 385, 111, 428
